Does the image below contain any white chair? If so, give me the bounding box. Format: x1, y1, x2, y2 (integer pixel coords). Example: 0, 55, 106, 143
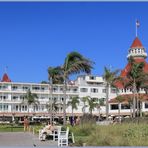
39, 129, 46, 141
58, 127, 69, 146
51, 126, 62, 141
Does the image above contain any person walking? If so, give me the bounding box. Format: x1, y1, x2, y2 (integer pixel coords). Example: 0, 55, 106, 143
24, 116, 29, 132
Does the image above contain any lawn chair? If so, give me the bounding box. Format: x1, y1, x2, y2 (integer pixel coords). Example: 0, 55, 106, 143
50, 126, 62, 141
58, 127, 69, 146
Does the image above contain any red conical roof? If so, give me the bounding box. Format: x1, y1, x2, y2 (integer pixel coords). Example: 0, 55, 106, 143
130, 37, 143, 48
1, 73, 11, 82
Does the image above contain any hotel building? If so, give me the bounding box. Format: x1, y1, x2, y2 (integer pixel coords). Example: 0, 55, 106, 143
0, 37, 148, 121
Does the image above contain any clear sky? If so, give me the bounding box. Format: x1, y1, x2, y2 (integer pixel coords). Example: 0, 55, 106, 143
0, 2, 148, 83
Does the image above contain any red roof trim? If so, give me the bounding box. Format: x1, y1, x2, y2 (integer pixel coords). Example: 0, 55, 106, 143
1, 73, 11, 82
130, 37, 143, 48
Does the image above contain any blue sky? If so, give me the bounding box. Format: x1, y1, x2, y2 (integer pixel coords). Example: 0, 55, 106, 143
0, 2, 148, 83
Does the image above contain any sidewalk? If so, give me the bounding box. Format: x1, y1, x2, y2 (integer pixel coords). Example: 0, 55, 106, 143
0, 132, 58, 146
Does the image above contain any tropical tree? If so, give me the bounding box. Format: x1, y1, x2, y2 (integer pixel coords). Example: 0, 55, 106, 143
62, 51, 94, 125
23, 89, 39, 116
86, 97, 98, 115
96, 98, 105, 120
46, 99, 60, 123
125, 59, 145, 118
67, 96, 80, 126
114, 95, 125, 119
81, 96, 88, 114
48, 66, 63, 123
103, 67, 119, 120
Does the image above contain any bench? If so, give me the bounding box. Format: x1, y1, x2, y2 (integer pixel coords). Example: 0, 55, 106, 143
39, 126, 62, 141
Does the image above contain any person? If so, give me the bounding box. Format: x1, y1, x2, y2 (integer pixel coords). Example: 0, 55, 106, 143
24, 116, 29, 132
76, 117, 80, 125
40, 122, 55, 141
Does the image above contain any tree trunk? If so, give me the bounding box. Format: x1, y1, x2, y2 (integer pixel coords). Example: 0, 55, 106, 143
63, 78, 67, 126
83, 102, 86, 114
118, 103, 120, 118
130, 104, 133, 118
106, 84, 109, 120
28, 105, 30, 117
140, 101, 143, 117
133, 79, 136, 118
50, 78, 53, 124
136, 93, 139, 117
99, 107, 101, 120
72, 108, 74, 126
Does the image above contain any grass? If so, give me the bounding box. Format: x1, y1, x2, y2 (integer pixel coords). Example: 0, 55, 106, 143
0, 124, 24, 132
70, 123, 148, 146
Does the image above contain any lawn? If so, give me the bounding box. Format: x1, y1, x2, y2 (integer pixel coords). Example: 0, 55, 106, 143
0, 124, 24, 132
69, 123, 148, 146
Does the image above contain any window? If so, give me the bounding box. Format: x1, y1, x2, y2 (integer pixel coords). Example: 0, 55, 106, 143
25, 106, 27, 111
90, 76, 96, 80
53, 87, 58, 92
23, 86, 29, 90
12, 96, 18, 100
111, 89, 116, 93
82, 76, 85, 80
16, 105, 18, 111
110, 104, 118, 110
145, 102, 148, 108
80, 88, 88, 92
121, 104, 130, 109
102, 89, 106, 93
12, 86, 18, 90
3, 104, 8, 111
32, 86, 40, 90
0, 104, 2, 111
73, 88, 77, 92
41, 87, 45, 91
91, 88, 98, 93
61, 97, 64, 102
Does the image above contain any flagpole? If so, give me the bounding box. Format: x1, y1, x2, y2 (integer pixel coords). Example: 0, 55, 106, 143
136, 20, 137, 37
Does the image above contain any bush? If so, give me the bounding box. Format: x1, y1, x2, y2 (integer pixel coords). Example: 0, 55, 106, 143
80, 113, 96, 125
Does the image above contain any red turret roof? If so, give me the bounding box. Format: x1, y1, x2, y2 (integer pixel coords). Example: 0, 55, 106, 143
1, 73, 11, 82
115, 59, 148, 89
130, 37, 143, 48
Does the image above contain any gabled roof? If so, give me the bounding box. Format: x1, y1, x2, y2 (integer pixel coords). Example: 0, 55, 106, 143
1, 73, 11, 82
109, 94, 148, 104
130, 37, 143, 48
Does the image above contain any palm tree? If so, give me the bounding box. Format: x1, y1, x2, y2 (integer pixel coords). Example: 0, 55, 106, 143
125, 59, 145, 118
96, 98, 105, 120
46, 99, 59, 123
48, 66, 63, 123
115, 95, 125, 119
86, 97, 98, 115
62, 51, 94, 125
23, 89, 39, 116
67, 96, 79, 126
81, 96, 88, 114
103, 67, 119, 120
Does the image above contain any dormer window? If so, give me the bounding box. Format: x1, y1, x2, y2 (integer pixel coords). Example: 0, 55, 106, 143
90, 76, 96, 80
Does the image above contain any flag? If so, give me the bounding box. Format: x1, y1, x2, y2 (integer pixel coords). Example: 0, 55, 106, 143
136, 20, 140, 27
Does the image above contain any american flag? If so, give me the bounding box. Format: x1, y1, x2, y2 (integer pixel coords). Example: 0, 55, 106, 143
136, 20, 140, 27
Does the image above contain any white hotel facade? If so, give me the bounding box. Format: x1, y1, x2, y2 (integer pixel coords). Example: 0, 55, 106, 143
0, 74, 117, 119
1, 37, 148, 120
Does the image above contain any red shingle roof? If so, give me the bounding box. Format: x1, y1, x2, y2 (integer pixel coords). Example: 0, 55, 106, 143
130, 37, 143, 48
109, 94, 148, 103
1, 73, 11, 82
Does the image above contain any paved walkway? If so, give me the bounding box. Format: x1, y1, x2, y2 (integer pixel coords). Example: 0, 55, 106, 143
0, 132, 58, 146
